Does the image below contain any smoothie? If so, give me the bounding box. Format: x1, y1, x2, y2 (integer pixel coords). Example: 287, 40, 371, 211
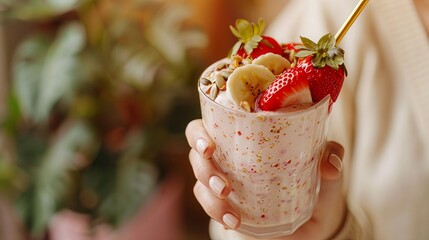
199, 60, 331, 237
197, 18, 346, 238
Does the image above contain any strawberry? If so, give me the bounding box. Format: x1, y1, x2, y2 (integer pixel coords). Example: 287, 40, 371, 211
229, 18, 284, 59
295, 33, 347, 102
257, 68, 313, 111
281, 42, 304, 67
282, 43, 302, 51
257, 33, 347, 111
297, 57, 345, 102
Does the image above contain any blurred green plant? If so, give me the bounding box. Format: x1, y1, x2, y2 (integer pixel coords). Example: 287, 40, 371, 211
0, 0, 206, 236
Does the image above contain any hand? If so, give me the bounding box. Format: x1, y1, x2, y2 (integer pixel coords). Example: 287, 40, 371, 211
186, 119, 347, 240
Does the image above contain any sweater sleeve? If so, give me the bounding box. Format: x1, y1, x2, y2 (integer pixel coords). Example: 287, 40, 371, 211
330, 208, 363, 240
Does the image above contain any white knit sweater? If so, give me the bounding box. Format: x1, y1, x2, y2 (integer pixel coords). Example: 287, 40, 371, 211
210, 0, 429, 239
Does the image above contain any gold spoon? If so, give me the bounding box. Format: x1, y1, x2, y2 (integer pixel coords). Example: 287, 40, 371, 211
335, 0, 370, 45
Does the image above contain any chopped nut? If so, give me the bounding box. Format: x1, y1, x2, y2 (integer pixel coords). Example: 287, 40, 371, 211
210, 85, 219, 99
219, 69, 231, 79
200, 77, 213, 86
216, 63, 228, 71
256, 115, 266, 122
232, 55, 243, 68
240, 100, 252, 112
242, 58, 252, 65
291, 59, 297, 68
289, 50, 296, 63
215, 74, 226, 90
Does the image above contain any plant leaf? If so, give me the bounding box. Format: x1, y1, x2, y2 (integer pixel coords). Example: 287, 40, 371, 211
146, 4, 197, 65
120, 47, 162, 88
5, 0, 82, 20
97, 160, 158, 226
12, 35, 50, 120
1, 93, 21, 134
0, 157, 21, 195
13, 22, 85, 123
18, 122, 96, 234
35, 22, 85, 122
46, 0, 79, 12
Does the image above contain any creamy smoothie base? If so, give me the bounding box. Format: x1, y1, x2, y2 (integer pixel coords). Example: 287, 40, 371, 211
199, 60, 331, 238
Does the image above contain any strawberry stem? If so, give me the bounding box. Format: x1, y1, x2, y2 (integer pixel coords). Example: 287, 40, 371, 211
229, 18, 265, 57
295, 34, 345, 70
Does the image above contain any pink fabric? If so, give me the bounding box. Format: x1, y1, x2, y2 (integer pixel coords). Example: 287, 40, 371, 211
49, 175, 185, 240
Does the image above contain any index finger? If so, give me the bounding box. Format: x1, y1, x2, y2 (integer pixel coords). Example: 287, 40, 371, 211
185, 119, 215, 159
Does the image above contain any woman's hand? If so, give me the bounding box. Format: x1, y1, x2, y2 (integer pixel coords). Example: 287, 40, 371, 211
186, 119, 347, 240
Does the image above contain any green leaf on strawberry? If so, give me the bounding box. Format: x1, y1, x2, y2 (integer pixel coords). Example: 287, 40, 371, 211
229, 18, 283, 59
295, 33, 346, 71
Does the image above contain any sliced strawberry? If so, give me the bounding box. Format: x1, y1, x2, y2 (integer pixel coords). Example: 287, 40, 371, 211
229, 19, 284, 59
257, 68, 313, 111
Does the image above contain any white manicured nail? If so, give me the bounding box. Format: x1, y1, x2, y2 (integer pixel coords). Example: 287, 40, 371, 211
223, 213, 240, 229
209, 176, 226, 197
196, 138, 208, 156
329, 154, 343, 172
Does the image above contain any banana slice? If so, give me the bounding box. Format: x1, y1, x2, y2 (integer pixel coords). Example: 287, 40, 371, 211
253, 53, 290, 75
227, 64, 275, 111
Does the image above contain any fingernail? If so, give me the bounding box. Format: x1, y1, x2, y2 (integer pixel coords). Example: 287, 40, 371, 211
223, 213, 240, 229
196, 138, 208, 156
209, 176, 226, 197
329, 154, 343, 172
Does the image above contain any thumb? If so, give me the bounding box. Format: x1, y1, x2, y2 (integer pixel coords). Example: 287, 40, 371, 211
320, 141, 344, 181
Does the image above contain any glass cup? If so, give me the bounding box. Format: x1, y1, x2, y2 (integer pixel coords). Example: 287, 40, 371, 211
198, 61, 331, 238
